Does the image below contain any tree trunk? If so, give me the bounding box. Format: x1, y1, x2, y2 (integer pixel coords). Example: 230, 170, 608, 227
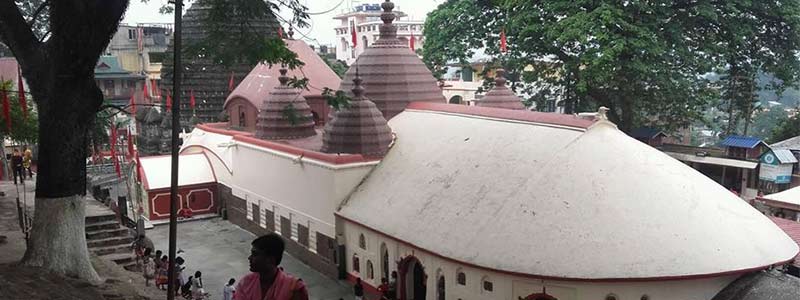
0, 0, 130, 284
21, 83, 100, 283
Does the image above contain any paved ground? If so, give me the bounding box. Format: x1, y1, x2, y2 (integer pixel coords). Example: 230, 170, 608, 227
147, 218, 355, 300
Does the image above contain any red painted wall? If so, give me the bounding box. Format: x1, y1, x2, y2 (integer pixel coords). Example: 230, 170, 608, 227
147, 183, 218, 220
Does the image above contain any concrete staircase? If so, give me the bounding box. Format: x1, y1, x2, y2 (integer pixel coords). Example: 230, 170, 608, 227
85, 211, 138, 271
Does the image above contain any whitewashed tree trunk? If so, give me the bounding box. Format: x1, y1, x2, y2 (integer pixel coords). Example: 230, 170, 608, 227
21, 195, 101, 284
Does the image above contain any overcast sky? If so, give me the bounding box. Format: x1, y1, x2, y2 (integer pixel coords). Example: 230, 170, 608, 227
122, 0, 442, 46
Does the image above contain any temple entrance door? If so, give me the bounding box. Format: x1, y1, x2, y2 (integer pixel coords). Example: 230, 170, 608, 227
399, 256, 427, 300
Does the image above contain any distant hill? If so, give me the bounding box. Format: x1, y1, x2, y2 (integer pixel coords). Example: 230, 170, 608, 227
703, 72, 800, 107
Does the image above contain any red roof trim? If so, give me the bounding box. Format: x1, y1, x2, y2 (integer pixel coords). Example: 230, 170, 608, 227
146, 181, 217, 193
405, 102, 594, 129
769, 217, 800, 267
335, 212, 795, 282
195, 123, 380, 165
756, 197, 800, 211
233, 135, 379, 165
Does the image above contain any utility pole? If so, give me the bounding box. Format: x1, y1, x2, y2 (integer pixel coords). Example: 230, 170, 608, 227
167, 0, 183, 299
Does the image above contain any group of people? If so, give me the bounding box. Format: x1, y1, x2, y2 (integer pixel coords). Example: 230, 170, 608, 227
132, 235, 207, 299
10, 146, 33, 184
352, 271, 398, 300
132, 233, 310, 300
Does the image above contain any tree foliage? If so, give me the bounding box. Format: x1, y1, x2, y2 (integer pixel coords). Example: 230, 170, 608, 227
0, 79, 38, 143
770, 111, 800, 143
422, 0, 800, 133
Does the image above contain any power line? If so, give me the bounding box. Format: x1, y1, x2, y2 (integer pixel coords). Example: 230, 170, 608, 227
306, 0, 346, 15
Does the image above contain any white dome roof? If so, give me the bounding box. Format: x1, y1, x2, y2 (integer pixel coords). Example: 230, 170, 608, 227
338, 105, 798, 280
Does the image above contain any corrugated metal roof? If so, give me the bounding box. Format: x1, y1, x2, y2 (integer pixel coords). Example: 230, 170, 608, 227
720, 135, 764, 149
95, 56, 141, 79
773, 136, 800, 151
772, 149, 799, 164
665, 152, 759, 169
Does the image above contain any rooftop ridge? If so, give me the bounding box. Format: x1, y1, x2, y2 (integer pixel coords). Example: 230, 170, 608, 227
405, 102, 594, 129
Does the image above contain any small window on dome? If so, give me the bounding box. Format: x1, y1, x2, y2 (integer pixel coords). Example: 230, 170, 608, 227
358, 233, 366, 250
605, 294, 618, 300
640, 295, 650, 300
456, 270, 466, 286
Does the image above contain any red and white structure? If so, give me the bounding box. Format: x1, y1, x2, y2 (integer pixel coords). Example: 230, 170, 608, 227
132, 153, 218, 221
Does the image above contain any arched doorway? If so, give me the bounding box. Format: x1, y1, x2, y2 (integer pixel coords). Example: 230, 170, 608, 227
399, 256, 426, 300
436, 271, 444, 300
381, 243, 389, 280
449, 95, 463, 104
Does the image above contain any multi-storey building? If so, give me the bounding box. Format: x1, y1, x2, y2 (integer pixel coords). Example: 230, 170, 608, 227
333, 3, 424, 65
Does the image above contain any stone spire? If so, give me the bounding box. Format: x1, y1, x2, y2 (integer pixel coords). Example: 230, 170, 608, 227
476, 68, 525, 110
255, 68, 316, 140
322, 74, 393, 156
338, 0, 445, 120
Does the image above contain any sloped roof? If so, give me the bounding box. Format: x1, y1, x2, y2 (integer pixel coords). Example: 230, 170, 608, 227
223, 39, 342, 110
630, 127, 667, 139
95, 56, 142, 79
338, 105, 798, 280
763, 186, 800, 208
770, 217, 800, 267
720, 135, 765, 149
769, 149, 799, 164
772, 135, 800, 151
711, 270, 800, 300
139, 153, 216, 190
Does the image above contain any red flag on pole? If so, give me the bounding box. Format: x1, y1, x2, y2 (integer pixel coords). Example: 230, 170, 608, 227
278, 27, 284, 39
110, 123, 121, 178
135, 151, 142, 181
137, 27, 144, 53
166, 91, 173, 111
228, 72, 235, 92
142, 80, 149, 102
351, 23, 358, 48
17, 66, 27, 119
2, 87, 10, 133
410, 31, 416, 51
189, 90, 196, 109
500, 28, 508, 53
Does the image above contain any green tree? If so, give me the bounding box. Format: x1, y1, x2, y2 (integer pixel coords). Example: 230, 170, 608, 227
422, 0, 800, 133
0, 0, 307, 282
0, 79, 38, 143
748, 108, 789, 141
770, 112, 800, 143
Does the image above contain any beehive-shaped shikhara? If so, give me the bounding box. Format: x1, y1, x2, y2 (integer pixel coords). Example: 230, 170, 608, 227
322, 76, 392, 156
338, 0, 445, 120
476, 69, 525, 110
255, 68, 316, 140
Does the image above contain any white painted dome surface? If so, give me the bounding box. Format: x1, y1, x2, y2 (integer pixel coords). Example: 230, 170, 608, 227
338, 109, 799, 279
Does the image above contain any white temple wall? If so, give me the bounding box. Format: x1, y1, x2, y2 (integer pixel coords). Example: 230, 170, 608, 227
342, 220, 738, 300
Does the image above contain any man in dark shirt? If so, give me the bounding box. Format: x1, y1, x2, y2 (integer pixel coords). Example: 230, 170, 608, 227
11, 149, 23, 184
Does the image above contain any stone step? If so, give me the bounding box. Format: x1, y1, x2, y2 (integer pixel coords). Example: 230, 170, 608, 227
122, 261, 141, 272
85, 213, 116, 225
86, 228, 129, 241
92, 244, 131, 256
85, 220, 120, 232
99, 252, 134, 265
87, 235, 133, 249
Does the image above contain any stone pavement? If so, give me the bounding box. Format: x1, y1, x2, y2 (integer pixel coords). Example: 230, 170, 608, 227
147, 217, 356, 300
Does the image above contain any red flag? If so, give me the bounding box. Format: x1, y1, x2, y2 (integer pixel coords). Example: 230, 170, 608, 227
351, 23, 358, 47
17, 67, 27, 119
500, 28, 507, 53
166, 91, 173, 111
137, 27, 144, 53
142, 80, 149, 101
135, 151, 142, 181
190, 90, 196, 109
410, 31, 415, 51
110, 123, 121, 178
2, 87, 10, 133
228, 72, 235, 92
278, 27, 284, 39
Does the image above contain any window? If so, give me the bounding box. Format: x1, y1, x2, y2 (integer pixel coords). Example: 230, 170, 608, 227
280, 216, 291, 238
641, 296, 650, 300
367, 260, 374, 279
297, 223, 309, 247
352, 254, 360, 272
128, 29, 135, 40
606, 294, 618, 300
358, 233, 366, 249
456, 270, 466, 285
482, 279, 493, 292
